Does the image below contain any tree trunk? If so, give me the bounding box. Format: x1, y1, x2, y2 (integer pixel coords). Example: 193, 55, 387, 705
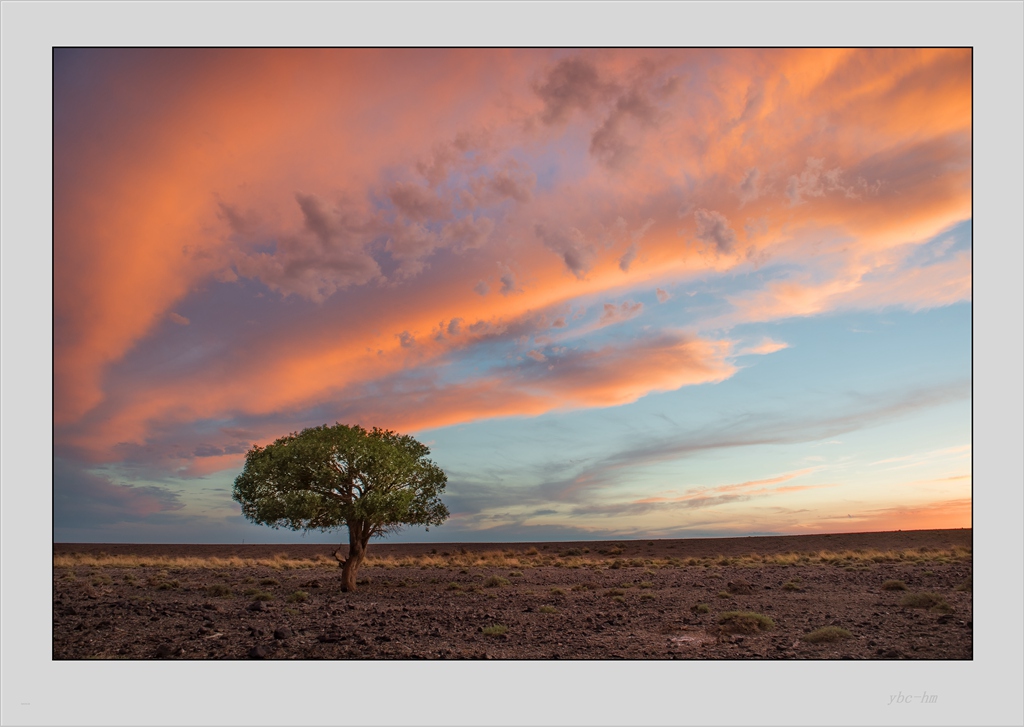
340, 524, 371, 592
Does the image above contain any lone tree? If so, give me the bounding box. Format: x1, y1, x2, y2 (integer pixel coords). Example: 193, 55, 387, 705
232, 423, 449, 592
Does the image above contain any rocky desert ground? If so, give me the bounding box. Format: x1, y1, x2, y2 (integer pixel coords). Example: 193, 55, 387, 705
53, 529, 972, 660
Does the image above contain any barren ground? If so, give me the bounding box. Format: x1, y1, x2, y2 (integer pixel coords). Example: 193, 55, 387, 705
53, 528, 971, 660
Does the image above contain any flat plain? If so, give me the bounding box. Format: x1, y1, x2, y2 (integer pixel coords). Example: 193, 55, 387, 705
53, 528, 972, 660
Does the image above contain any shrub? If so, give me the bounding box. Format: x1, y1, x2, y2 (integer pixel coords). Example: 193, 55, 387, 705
550, 588, 565, 595
803, 626, 852, 644
692, 603, 711, 614
717, 591, 733, 599
560, 548, 584, 557
446, 582, 462, 591
206, 584, 232, 598
286, 590, 309, 603
718, 611, 775, 634
251, 591, 273, 601
900, 592, 954, 613
156, 580, 180, 591
482, 624, 507, 636
954, 580, 972, 592
611, 596, 625, 603
571, 584, 590, 592
483, 576, 510, 588
508, 571, 523, 578
539, 605, 558, 614
882, 580, 908, 591
640, 593, 656, 601
639, 581, 654, 589
605, 589, 625, 597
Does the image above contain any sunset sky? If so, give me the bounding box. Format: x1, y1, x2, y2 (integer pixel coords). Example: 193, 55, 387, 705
53, 48, 972, 543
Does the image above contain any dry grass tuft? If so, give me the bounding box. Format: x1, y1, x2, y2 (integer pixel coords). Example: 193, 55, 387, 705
803, 626, 852, 643
718, 611, 775, 634
900, 591, 954, 613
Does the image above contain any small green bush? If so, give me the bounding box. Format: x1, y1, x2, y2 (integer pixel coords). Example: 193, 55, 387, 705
639, 581, 654, 589
508, 571, 523, 578
286, 590, 309, 603
550, 587, 565, 595
482, 624, 507, 636
693, 603, 711, 614
483, 576, 510, 588
803, 626, 852, 643
954, 580, 972, 593
446, 582, 462, 591
611, 595, 625, 603
717, 591, 733, 599
605, 588, 625, 597
539, 605, 558, 614
782, 581, 802, 592
251, 591, 273, 602
640, 593, 656, 601
882, 580, 908, 591
206, 584, 232, 598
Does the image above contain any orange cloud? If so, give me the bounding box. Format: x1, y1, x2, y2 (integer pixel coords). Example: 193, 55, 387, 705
54, 48, 971, 474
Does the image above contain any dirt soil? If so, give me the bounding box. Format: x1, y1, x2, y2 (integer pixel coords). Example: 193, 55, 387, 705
53, 529, 972, 660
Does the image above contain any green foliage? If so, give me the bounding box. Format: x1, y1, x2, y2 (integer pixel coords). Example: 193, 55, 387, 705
286, 590, 309, 603
539, 605, 559, 614
482, 624, 507, 636
232, 423, 449, 540
483, 576, 510, 588
693, 603, 711, 614
882, 579, 908, 591
206, 584, 232, 598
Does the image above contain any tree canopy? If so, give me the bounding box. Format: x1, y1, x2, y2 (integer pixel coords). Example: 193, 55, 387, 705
232, 423, 449, 591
